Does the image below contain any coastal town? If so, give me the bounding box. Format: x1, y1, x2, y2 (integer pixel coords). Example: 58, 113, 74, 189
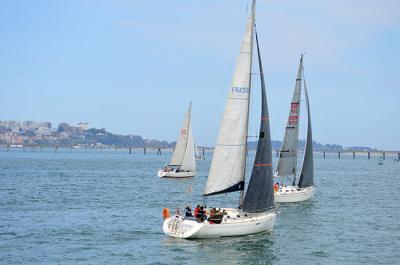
0, 120, 174, 148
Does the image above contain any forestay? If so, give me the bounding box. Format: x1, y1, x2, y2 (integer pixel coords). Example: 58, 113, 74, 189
242, 31, 274, 212
276, 56, 303, 177
204, 1, 255, 196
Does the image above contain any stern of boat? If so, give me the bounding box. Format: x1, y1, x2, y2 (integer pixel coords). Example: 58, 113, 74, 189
163, 216, 203, 238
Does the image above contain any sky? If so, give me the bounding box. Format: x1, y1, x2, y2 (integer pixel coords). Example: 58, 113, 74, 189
0, 0, 399, 150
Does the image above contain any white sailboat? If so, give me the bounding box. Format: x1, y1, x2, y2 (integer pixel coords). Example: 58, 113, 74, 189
194, 144, 205, 160
274, 55, 315, 203
158, 102, 196, 178
163, 1, 276, 238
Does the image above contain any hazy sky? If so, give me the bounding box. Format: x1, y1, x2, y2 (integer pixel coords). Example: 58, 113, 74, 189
0, 0, 399, 150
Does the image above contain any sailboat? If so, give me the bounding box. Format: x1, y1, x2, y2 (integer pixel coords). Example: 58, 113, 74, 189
195, 144, 205, 160
158, 102, 196, 178
162, 1, 276, 238
274, 55, 315, 203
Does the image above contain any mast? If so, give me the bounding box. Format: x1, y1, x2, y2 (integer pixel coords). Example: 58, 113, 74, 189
242, 29, 275, 213
276, 55, 303, 184
204, 1, 255, 197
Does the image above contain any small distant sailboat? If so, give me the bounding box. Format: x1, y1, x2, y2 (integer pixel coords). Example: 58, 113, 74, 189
158, 102, 196, 178
194, 144, 205, 160
163, 0, 276, 238
274, 55, 315, 203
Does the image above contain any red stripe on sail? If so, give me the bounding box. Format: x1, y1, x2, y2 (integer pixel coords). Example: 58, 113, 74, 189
254, 163, 272, 167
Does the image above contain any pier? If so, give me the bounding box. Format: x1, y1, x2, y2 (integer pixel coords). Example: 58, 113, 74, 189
1, 144, 399, 161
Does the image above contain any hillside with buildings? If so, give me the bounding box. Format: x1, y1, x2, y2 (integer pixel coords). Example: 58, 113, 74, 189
0, 120, 174, 148
0, 120, 376, 151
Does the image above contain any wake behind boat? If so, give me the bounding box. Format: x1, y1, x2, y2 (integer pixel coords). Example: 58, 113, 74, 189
163, 0, 276, 239
158, 102, 196, 178
274, 56, 315, 203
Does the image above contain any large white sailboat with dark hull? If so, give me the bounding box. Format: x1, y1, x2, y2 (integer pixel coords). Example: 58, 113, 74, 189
158, 102, 196, 178
274, 56, 315, 202
163, 1, 276, 238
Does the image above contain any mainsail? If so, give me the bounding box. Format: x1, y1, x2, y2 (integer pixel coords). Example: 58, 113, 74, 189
242, 30, 274, 212
169, 102, 195, 171
204, 1, 255, 196
298, 77, 314, 187
276, 56, 303, 178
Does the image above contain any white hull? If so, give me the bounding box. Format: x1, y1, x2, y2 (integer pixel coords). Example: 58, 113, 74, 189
275, 185, 314, 203
158, 170, 196, 178
163, 208, 276, 239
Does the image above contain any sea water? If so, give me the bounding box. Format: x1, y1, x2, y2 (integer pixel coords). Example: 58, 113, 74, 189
0, 149, 399, 265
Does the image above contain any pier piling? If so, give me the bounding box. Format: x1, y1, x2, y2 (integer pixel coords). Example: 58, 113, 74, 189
323, 151, 325, 158
157, 148, 161, 155
383, 152, 385, 160
338, 152, 341, 159
144, 148, 146, 155
353, 152, 355, 159
129, 147, 132, 155
398, 152, 400, 161
368, 152, 370, 160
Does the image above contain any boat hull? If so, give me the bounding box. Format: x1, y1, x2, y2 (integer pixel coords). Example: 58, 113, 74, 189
158, 170, 196, 178
163, 208, 276, 239
275, 185, 314, 203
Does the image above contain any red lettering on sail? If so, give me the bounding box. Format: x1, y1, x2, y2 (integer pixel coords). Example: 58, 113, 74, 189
288, 115, 298, 125
291, 103, 299, 114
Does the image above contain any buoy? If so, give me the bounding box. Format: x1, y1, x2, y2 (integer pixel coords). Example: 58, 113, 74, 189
162, 208, 170, 220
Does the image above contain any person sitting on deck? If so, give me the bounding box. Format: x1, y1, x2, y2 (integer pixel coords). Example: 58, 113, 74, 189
208, 208, 216, 224
194, 205, 200, 219
185, 207, 193, 217
198, 206, 207, 222
274, 182, 279, 192
208, 208, 224, 224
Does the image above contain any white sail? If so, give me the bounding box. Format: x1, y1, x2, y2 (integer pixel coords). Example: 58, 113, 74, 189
181, 118, 196, 171
276, 56, 303, 177
204, 3, 255, 196
169, 103, 193, 167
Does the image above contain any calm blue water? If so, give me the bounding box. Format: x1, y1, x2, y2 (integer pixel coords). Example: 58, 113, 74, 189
0, 149, 399, 264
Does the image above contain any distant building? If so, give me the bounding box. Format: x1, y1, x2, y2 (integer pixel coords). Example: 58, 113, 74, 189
77, 122, 89, 130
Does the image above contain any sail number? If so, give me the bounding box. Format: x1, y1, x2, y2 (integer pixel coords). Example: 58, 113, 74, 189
288, 115, 298, 125
231, 87, 249, 94
290, 102, 299, 113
